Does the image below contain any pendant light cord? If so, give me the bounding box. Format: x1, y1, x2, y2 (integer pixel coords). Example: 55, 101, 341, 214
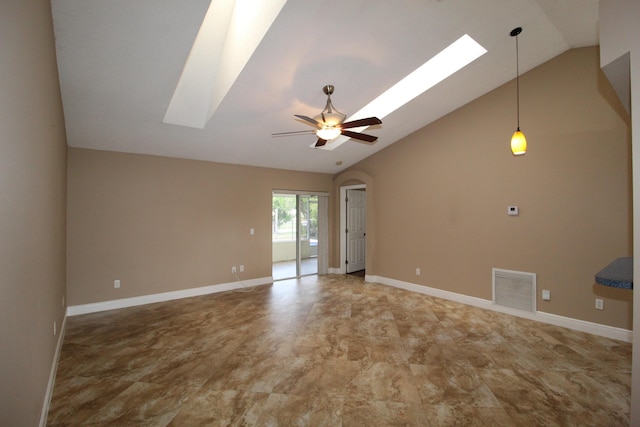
515, 33, 520, 131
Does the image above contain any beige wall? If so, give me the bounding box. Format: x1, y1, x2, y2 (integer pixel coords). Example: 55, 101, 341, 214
67, 148, 333, 306
342, 47, 632, 329
0, 1, 68, 425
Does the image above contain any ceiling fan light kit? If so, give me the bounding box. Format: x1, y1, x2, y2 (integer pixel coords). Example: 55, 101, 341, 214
274, 85, 382, 148
510, 26, 527, 156
316, 127, 342, 140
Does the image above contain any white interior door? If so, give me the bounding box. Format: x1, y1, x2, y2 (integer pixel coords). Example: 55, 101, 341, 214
346, 189, 366, 273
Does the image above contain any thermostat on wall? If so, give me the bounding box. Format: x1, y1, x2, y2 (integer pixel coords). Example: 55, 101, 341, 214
507, 206, 519, 216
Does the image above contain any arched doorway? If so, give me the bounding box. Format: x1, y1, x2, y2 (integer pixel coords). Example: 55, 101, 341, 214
333, 171, 375, 278
341, 184, 366, 274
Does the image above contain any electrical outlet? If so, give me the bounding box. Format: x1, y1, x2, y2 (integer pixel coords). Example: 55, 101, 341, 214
114, 279, 120, 289
542, 290, 551, 301
415, 268, 421, 276
240, 265, 245, 272
232, 266, 237, 274
595, 298, 604, 310
53, 321, 57, 336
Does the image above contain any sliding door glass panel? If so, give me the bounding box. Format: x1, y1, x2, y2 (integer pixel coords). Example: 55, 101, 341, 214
272, 193, 297, 280
272, 193, 318, 280
299, 195, 318, 276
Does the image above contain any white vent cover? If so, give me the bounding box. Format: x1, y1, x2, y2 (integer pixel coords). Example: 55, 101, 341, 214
492, 268, 536, 312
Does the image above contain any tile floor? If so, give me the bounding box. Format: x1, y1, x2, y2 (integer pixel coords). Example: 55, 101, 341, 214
47, 274, 631, 426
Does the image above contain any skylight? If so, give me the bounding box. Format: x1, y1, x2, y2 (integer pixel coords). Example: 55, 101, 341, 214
320, 34, 487, 150
163, 0, 288, 129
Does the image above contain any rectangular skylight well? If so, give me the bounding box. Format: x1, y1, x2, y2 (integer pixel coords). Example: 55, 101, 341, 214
356, 34, 487, 120
163, 0, 288, 129
321, 34, 486, 149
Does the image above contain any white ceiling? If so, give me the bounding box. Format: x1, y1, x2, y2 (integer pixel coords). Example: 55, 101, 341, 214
51, 0, 599, 174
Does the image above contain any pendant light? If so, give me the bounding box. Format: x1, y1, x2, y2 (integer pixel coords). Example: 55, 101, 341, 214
510, 27, 527, 156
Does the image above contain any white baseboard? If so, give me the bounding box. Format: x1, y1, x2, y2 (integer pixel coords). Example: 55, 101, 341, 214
67, 276, 273, 316
367, 275, 632, 343
67, 272, 633, 341
328, 267, 342, 274
39, 313, 67, 427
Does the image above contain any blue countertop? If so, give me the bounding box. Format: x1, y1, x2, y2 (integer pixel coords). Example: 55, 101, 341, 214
595, 257, 633, 290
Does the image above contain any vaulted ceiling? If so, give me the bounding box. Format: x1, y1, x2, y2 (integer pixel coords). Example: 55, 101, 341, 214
51, 0, 599, 173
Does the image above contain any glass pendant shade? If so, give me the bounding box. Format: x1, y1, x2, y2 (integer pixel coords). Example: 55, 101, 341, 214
316, 127, 342, 140
315, 112, 345, 127
510, 129, 527, 156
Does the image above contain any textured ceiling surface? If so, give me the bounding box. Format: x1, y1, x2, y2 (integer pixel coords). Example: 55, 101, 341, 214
51, 0, 599, 173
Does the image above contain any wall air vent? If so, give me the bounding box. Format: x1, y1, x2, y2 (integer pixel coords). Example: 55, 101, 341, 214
492, 268, 536, 312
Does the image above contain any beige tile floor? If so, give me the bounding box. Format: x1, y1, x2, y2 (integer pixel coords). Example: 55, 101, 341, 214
47, 274, 631, 426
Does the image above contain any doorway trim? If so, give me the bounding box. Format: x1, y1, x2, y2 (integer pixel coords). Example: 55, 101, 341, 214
340, 184, 366, 274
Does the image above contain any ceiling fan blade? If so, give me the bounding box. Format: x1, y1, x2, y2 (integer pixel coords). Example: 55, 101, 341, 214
294, 115, 322, 128
272, 130, 316, 137
315, 138, 328, 147
341, 117, 382, 129
341, 130, 378, 144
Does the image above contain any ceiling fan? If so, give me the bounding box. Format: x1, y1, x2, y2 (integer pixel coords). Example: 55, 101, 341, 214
273, 85, 382, 148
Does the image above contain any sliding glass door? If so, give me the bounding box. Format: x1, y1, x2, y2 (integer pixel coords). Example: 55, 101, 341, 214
272, 192, 319, 280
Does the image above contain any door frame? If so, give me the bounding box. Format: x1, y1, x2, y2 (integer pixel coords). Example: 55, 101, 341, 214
339, 184, 366, 274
